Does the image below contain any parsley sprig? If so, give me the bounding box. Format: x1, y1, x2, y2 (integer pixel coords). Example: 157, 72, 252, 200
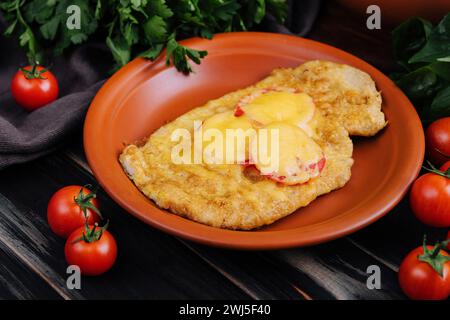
1, 0, 288, 74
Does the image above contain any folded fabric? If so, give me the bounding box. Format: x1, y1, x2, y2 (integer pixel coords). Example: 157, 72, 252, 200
0, 81, 104, 169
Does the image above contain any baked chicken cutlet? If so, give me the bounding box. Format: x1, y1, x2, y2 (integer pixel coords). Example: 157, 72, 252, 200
119, 60, 386, 230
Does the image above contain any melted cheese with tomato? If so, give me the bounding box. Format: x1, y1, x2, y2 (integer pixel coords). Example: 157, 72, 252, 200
120, 60, 386, 230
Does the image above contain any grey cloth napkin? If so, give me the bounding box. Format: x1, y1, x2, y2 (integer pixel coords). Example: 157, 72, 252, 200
0, 81, 104, 168
0, 0, 320, 170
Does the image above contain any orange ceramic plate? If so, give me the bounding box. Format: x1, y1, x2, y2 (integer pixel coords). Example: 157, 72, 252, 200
84, 32, 424, 250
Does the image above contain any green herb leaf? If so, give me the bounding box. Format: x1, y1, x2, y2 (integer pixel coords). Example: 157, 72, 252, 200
143, 15, 168, 44
95, 0, 102, 19
165, 33, 207, 74
392, 17, 432, 70
429, 86, 450, 120
4, 18, 18, 36
40, 16, 59, 40
148, 0, 173, 19
106, 36, 131, 68
252, 0, 266, 24
0, 0, 287, 74
24, 0, 55, 24
139, 44, 164, 60
410, 14, 450, 63
392, 13, 450, 122
395, 63, 445, 101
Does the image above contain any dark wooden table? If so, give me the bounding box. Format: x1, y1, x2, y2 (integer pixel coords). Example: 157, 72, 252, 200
0, 2, 446, 300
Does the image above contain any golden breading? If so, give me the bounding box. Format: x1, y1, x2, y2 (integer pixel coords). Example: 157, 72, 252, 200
119, 60, 386, 230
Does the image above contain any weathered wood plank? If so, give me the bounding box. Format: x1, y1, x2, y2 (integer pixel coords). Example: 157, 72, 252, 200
0, 192, 81, 299
0, 156, 251, 299
180, 240, 312, 300
0, 243, 62, 299
270, 239, 405, 300
348, 199, 447, 270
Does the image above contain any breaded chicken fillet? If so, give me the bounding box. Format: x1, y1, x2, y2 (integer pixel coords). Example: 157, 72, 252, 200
119, 60, 386, 230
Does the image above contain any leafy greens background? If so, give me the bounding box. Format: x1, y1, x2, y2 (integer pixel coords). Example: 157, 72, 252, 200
0, 0, 287, 73
392, 13, 450, 122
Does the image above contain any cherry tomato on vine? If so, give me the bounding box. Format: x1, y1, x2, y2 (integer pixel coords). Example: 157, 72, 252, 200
47, 185, 101, 238
11, 64, 59, 111
425, 117, 450, 167
409, 162, 450, 227
398, 238, 450, 300
65, 222, 117, 276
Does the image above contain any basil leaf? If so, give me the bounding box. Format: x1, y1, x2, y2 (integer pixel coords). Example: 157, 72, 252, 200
392, 17, 432, 70
410, 14, 450, 63
428, 86, 450, 120
392, 13, 450, 122
427, 61, 450, 81
395, 65, 442, 101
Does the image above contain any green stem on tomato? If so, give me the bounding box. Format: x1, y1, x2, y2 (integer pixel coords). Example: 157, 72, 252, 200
73, 185, 102, 219
422, 161, 450, 178
418, 235, 450, 277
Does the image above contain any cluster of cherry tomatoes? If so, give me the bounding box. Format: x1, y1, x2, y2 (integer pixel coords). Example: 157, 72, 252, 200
47, 185, 117, 276
13, 64, 117, 276
399, 117, 450, 300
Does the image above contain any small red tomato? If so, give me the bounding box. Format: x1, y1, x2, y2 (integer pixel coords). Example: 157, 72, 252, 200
441, 161, 450, 172
426, 117, 450, 167
399, 240, 450, 300
11, 64, 59, 111
47, 185, 101, 238
410, 171, 450, 227
65, 223, 117, 276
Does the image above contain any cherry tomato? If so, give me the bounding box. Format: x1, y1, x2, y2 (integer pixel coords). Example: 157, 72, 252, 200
47, 186, 101, 238
65, 224, 117, 276
441, 161, 450, 172
399, 242, 450, 300
426, 117, 450, 167
11, 65, 59, 111
410, 171, 450, 228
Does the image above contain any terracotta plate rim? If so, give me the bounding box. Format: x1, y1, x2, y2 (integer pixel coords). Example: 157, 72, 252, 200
84, 32, 424, 250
